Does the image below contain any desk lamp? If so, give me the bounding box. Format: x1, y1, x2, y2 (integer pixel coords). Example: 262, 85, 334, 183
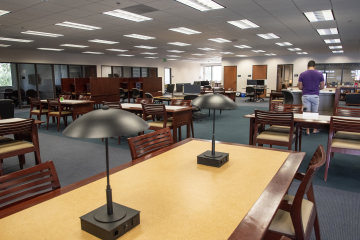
192, 93, 237, 167
63, 106, 149, 240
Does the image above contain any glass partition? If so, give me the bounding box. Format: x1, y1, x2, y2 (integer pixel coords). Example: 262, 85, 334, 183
132, 67, 140, 77
123, 67, 131, 77
69, 65, 82, 78
54, 65, 68, 97
342, 63, 360, 84
324, 64, 343, 86
112, 66, 122, 77
37, 64, 54, 99
141, 67, 148, 77
18, 63, 36, 107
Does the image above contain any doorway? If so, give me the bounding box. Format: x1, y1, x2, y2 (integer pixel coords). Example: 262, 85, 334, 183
276, 64, 293, 91
164, 68, 171, 86
224, 66, 237, 90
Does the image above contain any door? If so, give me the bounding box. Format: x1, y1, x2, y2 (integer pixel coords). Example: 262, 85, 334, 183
277, 65, 284, 91
165, 68, 171, 85
224, 66, 237, 90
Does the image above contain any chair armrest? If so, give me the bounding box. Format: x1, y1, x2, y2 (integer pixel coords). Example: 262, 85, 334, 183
294, 172, 305, 181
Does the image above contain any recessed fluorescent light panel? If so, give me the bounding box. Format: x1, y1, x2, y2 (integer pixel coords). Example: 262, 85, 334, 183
192, 53, 205, 56
175, 0, 224, 12
227, 19, 259, 29
208, 38, 231, 43
118, 54, 134, 57
37, 48, 64, 51
21, 31, 63, 37
265, 53, 276, 56
329, 46, 342, 49
0, 44, 10, 47
0, 10, 11, 16
60, 44, 88, 48
0, 37, 33, 43
83, 51, 104, 54
324, 39, 341, 44
145, 57, 159, 59
169, 27, 201, 35
88, 39, 118, 44
135, 45, 157, 49
220, 52, 233, 54
236, 55, 247, 57
257, 33, 279, 39
106, 49, 128, 52
288, 48, 302, 51
123, 34, 155, 40
234, 45, 251, 49
332, 50, 344, 53
304, 10, 334, 22
141, 52, 158, 55
167, 55, 181, 57
167, 59, 177, 60
276, 42, 292, 46
55, 22, 101, 30
198, 48, 215, 51
168, 42, 191, 46
296, 52, 308, 55
188, 58, 197, 59
167, 50, 185, 53
317, 28, 338, 35
102, 9, 152, 22
252, 50, 265, 53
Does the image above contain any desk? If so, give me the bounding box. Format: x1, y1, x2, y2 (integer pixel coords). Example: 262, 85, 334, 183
0, 139, 304, 239
41, 100, 94, 120
121, 103, 192, 143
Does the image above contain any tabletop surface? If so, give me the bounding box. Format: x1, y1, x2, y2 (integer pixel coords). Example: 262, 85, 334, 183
40, 100, 94, 104
0, 139, 302, 240
122, 103, 189, 111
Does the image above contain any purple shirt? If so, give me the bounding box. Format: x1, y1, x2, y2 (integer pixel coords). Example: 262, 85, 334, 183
298, 70, 324, 96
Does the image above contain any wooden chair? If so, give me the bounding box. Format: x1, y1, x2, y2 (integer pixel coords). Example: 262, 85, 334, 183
102, 101, 122, 109
59, 94, 72, 100
46, 98, 73, 132
29, 97, 48, 128
170, 99, 194, 138
127, 127, 173, 160
335, 106, 360, 117
325, 116, 360, 181
0, 161, 60, 211
142, 104, 173, 132
254, 110, 297, 151
78, 94, 91, 101
0, 119, 42, 176
265, 145, 325, 240
135, 98, 154, 104
270, 102, 303, 150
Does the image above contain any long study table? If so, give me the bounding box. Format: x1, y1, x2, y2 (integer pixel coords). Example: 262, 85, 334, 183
0, 138, 304, 239
40, 100, 94, 120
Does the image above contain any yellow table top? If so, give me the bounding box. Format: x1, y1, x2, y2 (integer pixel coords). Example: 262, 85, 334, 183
0, 140, 290, 240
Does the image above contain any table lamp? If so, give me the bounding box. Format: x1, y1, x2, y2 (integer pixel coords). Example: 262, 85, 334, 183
192, 93, 237, 167
63, 106, 149, 240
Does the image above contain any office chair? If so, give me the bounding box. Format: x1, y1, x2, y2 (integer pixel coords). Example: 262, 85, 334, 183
132, 88, 141, 102
119, 88, 127, 103
255, 88, 265, 102
245, 86, 255, 102
281, 89, 294, 105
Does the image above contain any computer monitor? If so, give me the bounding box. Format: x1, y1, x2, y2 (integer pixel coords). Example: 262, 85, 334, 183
256, 80, 265, 85
200, 81, 210, 86
183, 84, 201, 95
176, 83, 191, 92
247, 79, 257, 85
166, 84, 175, 94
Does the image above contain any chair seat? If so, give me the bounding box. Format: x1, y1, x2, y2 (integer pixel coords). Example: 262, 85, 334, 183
268, 194, 314, 237
267, 125, 296, 133
257, 131, 295, 142
334, 131, 360, 140
148, 121, 173, 128
272, 99, 284, 102
48, 111, 73, 116
31, 109, 48, 114
0, 140, 34, 154
331, 138, 360, 150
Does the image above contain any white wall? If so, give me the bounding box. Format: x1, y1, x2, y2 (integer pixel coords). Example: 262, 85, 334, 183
0, 48, 202, 91
222, 52, 360, 93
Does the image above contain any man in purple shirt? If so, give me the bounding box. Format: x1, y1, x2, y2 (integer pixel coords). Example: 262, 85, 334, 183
298, 60, 324, 134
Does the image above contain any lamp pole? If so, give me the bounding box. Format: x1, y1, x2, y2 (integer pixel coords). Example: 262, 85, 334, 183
105, 138, 113, 215
212, 108, 216, 155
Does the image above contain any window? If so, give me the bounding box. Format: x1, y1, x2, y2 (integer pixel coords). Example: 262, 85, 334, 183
204, 65, 221, 82
0, 63, 14, 86
132, 67, 141, 77
141, 67, 148, 77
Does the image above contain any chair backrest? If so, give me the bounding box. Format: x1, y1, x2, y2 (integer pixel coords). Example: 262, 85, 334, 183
78, 94, 90, 101
227, 88, 234, 91
132, 88, 141, 98
204, 85, 212, 89
47, 98, 63, 114
213, 88, 225, 94
330, 116, 360, 133
0, 161, 61, 211
29, 97, 41, 107
142, 104, 167, 120
119, 88, 125, 97
102, 101, 122, 109
270, 102, 303, 113
246, 86, 255, 94
144, 92, 153, 99
127, 127, 174, 160
281, 89, 294, 104
26, 89, 37, 98
254, 109, 294, 137
290, 145, 325, 239
335, 106, 360, 117
0, 118, 35, 137
170, 99, 191, 106
135, 98, 154, 104
59, 94, 72, 100
184, 95, 198, 101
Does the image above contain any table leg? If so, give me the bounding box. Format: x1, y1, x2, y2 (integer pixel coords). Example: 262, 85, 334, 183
249, 118, 254, 145
178, 126, 182, 141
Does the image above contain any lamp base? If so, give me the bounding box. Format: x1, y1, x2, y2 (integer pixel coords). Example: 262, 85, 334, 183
197, 150, 229, 168
80, 203, 140, 240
